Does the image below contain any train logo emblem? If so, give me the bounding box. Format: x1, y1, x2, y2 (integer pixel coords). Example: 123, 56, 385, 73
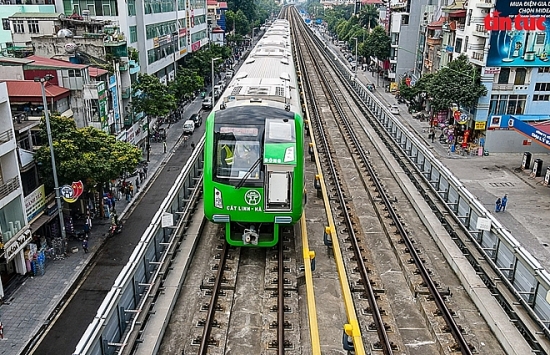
60, 180, 84, 203
244, 190, 261, 206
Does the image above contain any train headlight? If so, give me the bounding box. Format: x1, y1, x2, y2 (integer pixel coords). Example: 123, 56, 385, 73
284, 147, 295, 162
214, 188, 223, 209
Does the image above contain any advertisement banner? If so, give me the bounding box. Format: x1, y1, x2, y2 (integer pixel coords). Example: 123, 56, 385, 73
110, 75, 120, 123
25, 185, 46, 222
191, 41, 201, 52
486, 2, 550, 67
97, 81, 108, 128
508, 117, 550, 148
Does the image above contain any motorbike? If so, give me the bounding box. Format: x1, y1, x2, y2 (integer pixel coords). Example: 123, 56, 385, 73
108, 221, 123, 237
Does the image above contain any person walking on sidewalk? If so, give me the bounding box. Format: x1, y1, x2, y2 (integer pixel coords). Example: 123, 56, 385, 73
82, 239, 89, 253
136, 177, 140, 192
163, 141, 167, 153
501, 194, 508, 211
495, 197, 502, 212
144, 165, 148, 178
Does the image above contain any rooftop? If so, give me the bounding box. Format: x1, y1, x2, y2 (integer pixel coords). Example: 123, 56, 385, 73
3, 80, 70, 101
9, 12, 62, 19
89, 67, 109, 78
24, 55, 88, 70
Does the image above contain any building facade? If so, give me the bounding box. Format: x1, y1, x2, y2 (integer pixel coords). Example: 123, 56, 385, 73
54, 0, 210, 81
0, 81, 31, 299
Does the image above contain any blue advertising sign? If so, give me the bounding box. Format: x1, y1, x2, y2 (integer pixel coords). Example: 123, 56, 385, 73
486, 3, 550, 67
109, 75, 120, 122
508, 117, 550, 148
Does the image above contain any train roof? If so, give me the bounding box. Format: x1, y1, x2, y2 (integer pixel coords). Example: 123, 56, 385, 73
217, 19, 301, 113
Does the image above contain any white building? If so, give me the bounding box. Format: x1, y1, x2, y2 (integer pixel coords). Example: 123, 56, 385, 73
0, 81, 31, 299
54, 0, 210, 81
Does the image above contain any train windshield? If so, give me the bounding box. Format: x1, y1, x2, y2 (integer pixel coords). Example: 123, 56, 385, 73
215, 125, 262, 185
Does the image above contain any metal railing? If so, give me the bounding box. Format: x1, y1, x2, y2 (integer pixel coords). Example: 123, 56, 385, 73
0, 129, 14, 145
0, 177, 20, 201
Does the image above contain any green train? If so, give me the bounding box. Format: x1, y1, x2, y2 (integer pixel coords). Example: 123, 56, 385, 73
203, 19, 305, 246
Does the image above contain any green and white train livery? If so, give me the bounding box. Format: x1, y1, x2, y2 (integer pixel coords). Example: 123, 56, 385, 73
203, 19, 305, 246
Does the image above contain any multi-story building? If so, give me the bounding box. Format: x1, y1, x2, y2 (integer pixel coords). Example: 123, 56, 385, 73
53, 0, 210, 81
0, 2, 56, 55
388, 0, 429, 83
0, 81, 31, 300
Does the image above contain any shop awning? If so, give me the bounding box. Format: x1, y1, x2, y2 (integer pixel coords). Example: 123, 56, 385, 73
508, 117, 550, 150
30, 213, 56, 232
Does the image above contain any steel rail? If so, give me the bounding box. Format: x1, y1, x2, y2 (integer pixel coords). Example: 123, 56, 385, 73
198, 241, 230, 355
296, 11, 474, 354
291, 11, 393, 354
311, 37, 474, 355
278, 239, 285, 354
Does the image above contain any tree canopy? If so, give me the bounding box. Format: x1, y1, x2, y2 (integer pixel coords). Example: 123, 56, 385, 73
131, 73, 176, 118
169, 67, 204, 101
398, 55, 487, 113
35, 115, 142, 192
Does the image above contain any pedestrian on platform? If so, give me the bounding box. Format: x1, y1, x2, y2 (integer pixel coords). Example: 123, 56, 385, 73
82, 239, 89, 253
495, 197, 502, 212
501, 194, 508, 211
163, 141, 167, 153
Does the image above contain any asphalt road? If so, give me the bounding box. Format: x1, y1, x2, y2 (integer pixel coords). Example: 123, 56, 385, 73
32, 102, 208, 355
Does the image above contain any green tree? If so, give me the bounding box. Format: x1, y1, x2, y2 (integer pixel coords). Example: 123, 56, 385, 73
427, 54, 487, 112
170, 67, 204, 101
132, 73, 176, 118
362, 26, 390, 60
35, 115, 141, 194
358, 5, 378, 30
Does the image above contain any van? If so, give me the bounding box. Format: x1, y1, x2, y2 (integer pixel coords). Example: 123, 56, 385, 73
225, 70, 234, 79
202, 97, 213, 109
183, 120, 195, 134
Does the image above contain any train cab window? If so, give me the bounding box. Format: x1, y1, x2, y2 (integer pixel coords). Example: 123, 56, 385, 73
217, 140, 261, 179
214, 125, 262, 185
265, 118, 295, 143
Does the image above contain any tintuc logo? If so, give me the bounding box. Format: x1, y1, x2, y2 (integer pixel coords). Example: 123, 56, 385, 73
484, 11, 547, 31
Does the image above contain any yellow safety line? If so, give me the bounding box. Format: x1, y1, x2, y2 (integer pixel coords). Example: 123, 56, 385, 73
301, 213, 321, 355
303, 99, 366, 354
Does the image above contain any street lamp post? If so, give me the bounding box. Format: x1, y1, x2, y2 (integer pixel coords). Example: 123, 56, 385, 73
35, 75, 67, 253
211, 57, 221, 96
353, 37, 358, 77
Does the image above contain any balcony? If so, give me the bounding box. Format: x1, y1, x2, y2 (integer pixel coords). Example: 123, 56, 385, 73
477, 0, 494, 8
0, 177, 20, 201
468, 43, 485, 51
470, 51, 485, 65
427, 37, 442, 46
0, 128, 14, 145
473, 24, 489, 37
493, 83, 514, 91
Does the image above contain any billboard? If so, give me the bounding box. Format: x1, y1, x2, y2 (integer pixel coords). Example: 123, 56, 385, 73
486, 2, 550, 67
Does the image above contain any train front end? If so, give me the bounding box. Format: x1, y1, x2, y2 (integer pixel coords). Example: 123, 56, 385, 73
204, 105, 304, 247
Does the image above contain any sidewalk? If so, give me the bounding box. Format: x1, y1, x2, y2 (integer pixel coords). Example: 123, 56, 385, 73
0, 97, 201, 355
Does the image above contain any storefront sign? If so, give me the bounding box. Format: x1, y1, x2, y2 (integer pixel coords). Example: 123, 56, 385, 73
191, 41, 201, 52
508, 117, 550, 148
61, 181, 84, 203
25, 185, 46, 222
484, 67, 501, 74
179, 28, 187, 36
4, 229, 31, 261
475, 121, 487, 130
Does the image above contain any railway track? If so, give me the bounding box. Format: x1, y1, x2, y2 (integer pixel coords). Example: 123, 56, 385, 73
290, 8, 506, 355
158, 222, 301, 355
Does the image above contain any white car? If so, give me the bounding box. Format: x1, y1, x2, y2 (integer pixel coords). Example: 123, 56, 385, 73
389, 105, 400, 115
183, 120, 195, 134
